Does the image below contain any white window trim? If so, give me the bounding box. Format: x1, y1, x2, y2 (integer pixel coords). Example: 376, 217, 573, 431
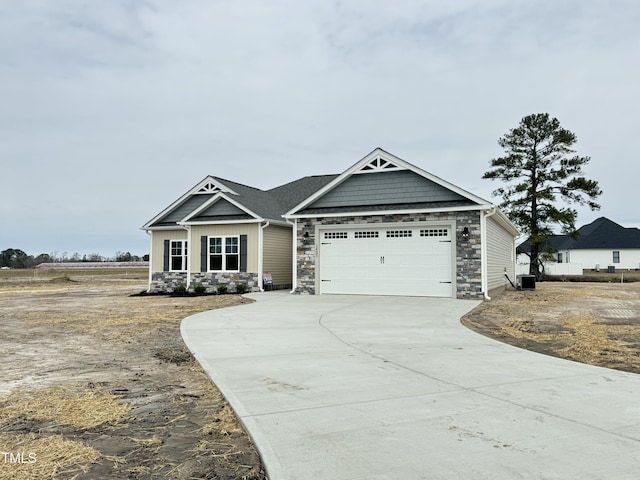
208, 235, 240, 272
169, 240, 188, 272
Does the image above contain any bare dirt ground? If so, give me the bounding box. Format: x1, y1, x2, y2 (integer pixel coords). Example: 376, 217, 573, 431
462, 280, 640, 375
0, 271, 266, 480
3, 271, 639, 479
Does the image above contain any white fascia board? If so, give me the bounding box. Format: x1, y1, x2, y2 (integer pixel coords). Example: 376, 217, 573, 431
285, 147, 490, 216
180, 192, 261, 223
179, 219, 264, 226
285, 204, 492, 219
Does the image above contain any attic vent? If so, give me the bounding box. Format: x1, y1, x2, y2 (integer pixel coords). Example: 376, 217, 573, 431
196, 182, 220, 194
356, 156, 403, 174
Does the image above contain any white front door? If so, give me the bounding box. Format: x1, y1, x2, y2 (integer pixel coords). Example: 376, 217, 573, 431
319, 225, 453, 297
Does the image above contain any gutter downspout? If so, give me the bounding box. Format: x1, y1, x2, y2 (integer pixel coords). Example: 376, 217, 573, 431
259, 221, 270, 292
286, 218, 297, 293
481, 207, 497, 300
145, 230, 153, 293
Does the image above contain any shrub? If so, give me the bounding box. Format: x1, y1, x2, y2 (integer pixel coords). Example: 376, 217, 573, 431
173, 284, 187, 295
193, 284, 206, 295
217, 283, 228, 294
236, 283, 247, 294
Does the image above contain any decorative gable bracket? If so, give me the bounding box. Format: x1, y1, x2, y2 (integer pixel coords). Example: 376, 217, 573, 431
190, 177, 239, 196
195, 181, 221, 194
354, 156, 405, 174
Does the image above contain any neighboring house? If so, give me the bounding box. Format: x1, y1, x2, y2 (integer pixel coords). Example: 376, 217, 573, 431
517, 217, 640, 275
142, 148, 519, 299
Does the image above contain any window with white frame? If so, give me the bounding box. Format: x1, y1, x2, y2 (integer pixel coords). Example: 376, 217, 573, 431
613, 251, 620, 263
170, 240, 188, 271
557, 252, 563, 263
209, 236, 239, 271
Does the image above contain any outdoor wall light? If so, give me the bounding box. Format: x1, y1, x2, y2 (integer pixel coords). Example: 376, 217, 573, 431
461, 227, 470, 240
303, 232, 310, 245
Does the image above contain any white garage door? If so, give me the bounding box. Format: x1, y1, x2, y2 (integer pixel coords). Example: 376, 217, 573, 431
319, 225, 453, 297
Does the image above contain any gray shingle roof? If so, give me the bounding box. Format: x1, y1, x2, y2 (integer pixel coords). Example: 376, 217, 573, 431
518, 217, 640, 252
212, 175, 339, 221
268, 175, 339, 212
146, 174, 340, 227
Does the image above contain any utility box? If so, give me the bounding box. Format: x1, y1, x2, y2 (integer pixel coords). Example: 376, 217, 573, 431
516, 274, 536, 291
608, 265, 616, 273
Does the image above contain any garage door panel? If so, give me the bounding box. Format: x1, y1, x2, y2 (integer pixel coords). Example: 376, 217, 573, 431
319, 225, 453, 297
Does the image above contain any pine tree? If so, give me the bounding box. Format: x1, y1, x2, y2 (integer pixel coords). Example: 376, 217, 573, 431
483, 113, 602, 279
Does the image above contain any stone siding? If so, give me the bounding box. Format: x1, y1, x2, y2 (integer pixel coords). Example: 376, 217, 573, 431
150, 272, 259, 293
295, 212, 483, 299
191, 272, 259, 294
150, 272, 189, 292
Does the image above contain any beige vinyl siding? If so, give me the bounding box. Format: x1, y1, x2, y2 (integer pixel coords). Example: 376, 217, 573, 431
263, 224, 293, 287
151, 230, 188, 272
486, 216, 515, 293
190, 224, 259, 273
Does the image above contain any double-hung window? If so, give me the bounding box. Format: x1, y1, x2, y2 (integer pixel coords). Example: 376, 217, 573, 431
209, 236, 239, 271
170, 240, 188, 271
613, 251, 620, 264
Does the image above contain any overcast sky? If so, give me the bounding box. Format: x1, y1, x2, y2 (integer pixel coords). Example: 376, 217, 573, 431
2, 1, 638, 258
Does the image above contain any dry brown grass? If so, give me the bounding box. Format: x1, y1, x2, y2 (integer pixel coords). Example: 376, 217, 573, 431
195, 382, 243, 440
0, 385, 129, 478
471, 282, 640, 374
501, 318, 561, 342
560, 313, 640, 370
0, 385, 130, 430
0, 433, 101, 480
0, 275, 264, 479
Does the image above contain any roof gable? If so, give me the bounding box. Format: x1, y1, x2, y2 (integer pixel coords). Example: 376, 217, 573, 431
285, 148, 490, 216
142, 176, 242, 228
147, 193, 215, 227
183, 196, 255, 223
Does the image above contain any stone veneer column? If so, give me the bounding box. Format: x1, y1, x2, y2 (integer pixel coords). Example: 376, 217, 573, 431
296, 221, 318, 294
455, 213, 483, 299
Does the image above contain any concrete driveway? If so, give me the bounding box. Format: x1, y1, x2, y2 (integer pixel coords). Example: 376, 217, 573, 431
181, 292, 640, 480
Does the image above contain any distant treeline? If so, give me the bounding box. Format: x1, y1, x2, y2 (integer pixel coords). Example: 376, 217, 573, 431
0, 248, 149, 269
